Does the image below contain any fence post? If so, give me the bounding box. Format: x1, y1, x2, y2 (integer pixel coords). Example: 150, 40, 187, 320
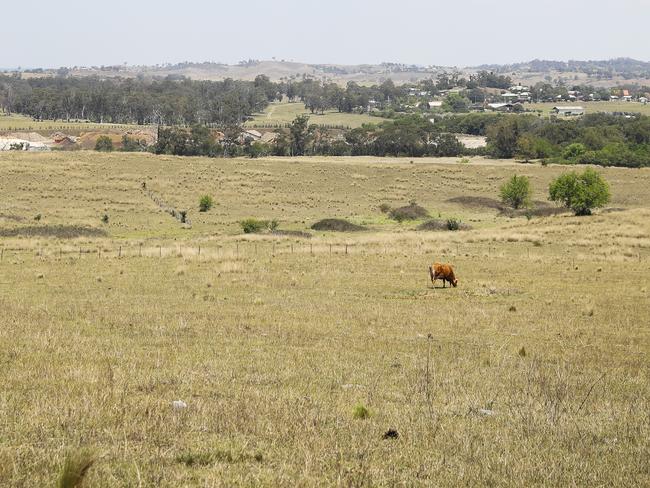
310, 243, 313, 256
98, 248, 101, 259
329, 244, 332, 255
345, 244, 348, 255
159, 245, 162, 258
291, 244, 293, 254
236, 242, 239, 258
119, 246, 122, 258
79, 247, 82, 258
1, 247, 3, 261
198, 245, 201, 257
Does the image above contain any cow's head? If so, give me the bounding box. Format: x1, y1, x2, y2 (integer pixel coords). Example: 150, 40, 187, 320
452, 278, 458, 287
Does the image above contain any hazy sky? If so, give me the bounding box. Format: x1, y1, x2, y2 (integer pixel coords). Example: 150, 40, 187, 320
3, 0, 649, 68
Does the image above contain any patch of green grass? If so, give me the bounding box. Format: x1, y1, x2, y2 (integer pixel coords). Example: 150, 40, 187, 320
244, 102, 377, 128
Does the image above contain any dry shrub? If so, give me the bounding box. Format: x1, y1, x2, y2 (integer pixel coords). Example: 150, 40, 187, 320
311, 219, 366, 232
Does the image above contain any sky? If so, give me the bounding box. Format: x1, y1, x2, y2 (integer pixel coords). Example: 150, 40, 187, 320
2, 0, 650, 69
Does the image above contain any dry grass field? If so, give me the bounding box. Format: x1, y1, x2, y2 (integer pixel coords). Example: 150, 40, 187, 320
1, 152, 649, 486
0, 114, 137, 135
528, 100, 650, 116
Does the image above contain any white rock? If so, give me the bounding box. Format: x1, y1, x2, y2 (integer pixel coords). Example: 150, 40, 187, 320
172, 400, 187, 410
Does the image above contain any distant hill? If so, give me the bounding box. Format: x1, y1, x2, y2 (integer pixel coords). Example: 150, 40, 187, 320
476, 58, 650, 80
13, 58, 650, 86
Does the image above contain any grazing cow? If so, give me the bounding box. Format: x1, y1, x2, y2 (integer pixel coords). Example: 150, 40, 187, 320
429, 262, 458, 288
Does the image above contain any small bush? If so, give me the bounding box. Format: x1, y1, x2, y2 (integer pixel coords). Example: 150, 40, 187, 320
388, 202, 429, 222
500, 174, 532, 210
199, 195, 213, 212
240, 218, 266, 234
95, 136, 114, 152
34, 214, 42, 221
101, 214, 109, 224
310, 218, 366, 232
352, 404, 371, 420
378, 203, 392, 214
446, 218, 460, 231
417, 219, 471, 231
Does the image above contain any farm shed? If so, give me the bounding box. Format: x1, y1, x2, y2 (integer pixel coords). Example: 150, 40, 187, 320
551, 106, 585, 116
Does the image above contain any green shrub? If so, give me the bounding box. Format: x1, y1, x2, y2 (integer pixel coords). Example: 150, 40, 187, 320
95, 136, 114, 152
101, 214, 109, 224
199, 195, 214, 212
352, 404, 371, 420
240, 218, 266, 234
267, 219, 279, 231
499, 174, 533, 209
549, 168, 611, 216
446, 218, 460, 231
563, 143, 587, 160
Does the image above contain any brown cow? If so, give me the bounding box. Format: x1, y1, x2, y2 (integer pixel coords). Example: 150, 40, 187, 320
429, 262, 458, 288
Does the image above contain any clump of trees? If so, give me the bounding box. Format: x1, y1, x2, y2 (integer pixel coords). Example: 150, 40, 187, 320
95, 136, 113, 152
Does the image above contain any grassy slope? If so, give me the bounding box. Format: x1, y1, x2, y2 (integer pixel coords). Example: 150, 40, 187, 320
0, 114, 137, 134
527, 100, 650, 116
0, 152, 649, 486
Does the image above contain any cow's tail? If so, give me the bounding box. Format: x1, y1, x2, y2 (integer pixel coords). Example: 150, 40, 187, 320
428, 265, 434, 283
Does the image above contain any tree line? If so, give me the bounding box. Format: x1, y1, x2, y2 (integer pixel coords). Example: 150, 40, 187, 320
0, 74, 270, 125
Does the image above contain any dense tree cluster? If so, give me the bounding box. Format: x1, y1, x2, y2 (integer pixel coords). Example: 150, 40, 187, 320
476, 112, 650, 167
0, 74, 270, 125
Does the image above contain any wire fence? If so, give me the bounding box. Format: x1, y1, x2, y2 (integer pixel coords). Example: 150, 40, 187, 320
0, 241, 644, 265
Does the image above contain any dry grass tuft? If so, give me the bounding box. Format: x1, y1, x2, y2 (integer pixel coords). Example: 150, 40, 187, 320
57, 449, 95, 488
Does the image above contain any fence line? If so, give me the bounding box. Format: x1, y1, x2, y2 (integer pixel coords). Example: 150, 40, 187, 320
0, 241, 644, 265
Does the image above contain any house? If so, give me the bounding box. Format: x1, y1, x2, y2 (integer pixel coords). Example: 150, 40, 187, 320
487, 102, 514, 112
551, 106, 584, 116
428, 101, 443, 109
510, 84, 528, 92
501, 92, 519, 101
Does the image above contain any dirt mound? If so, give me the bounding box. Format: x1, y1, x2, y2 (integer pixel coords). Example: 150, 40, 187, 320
446, 196, 503, 210
417, 219, 472, 231
5, 132, 51, 143
389, 203, 429, 221
310, 219, 366, 232
0, 225, 107, 238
